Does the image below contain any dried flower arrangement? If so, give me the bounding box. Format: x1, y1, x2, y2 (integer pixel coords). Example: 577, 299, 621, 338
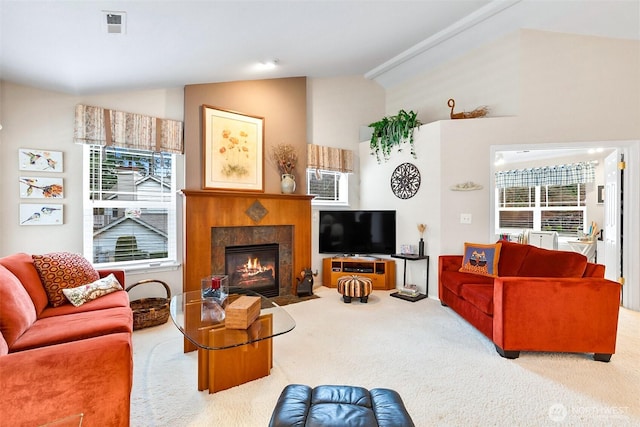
417, 223, 427, 238
271, 143, 298, 175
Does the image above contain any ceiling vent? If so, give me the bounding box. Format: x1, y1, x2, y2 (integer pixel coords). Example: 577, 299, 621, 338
103, 11, 126, 35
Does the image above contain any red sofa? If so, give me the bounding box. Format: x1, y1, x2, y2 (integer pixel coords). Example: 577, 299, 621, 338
0, 253, 133, 426
438, 241, 622, 361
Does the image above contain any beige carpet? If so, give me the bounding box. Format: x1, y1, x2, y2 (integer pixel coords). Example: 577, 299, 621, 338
131, 286, 640, 426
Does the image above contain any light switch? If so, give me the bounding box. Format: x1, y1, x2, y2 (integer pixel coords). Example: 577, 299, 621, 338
460, 213, 472, 224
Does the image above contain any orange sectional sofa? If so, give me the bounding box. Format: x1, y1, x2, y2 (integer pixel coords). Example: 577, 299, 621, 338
0, 253, 133, 426
439, 241, 622, 361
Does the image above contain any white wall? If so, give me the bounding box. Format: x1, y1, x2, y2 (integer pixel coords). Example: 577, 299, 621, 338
386, 31, 520, 122
359, 123, 441, 296
307, 76, 385, 279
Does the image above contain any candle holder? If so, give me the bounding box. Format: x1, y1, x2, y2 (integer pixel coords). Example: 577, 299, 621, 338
201, 275, 229, 305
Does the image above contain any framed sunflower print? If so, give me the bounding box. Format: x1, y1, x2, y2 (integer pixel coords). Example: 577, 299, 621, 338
201, 105, 264, 192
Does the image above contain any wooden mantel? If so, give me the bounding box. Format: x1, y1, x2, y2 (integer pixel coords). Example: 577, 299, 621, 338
181, 190, 313, 296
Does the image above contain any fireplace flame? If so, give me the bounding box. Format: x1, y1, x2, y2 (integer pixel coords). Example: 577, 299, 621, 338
243, 256, 269, 276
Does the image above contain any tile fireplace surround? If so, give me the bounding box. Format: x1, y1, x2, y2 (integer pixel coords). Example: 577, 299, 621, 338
181, 189, 313, 302
214, 227, 291, 296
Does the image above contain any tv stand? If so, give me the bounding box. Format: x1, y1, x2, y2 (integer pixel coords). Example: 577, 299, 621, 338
322, 257, 395, 290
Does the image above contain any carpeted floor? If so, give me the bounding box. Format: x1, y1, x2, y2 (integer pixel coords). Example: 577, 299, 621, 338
131, 286, 640, 426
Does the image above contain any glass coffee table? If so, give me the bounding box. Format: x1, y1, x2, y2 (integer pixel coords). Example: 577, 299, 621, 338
170, 288, 295, 393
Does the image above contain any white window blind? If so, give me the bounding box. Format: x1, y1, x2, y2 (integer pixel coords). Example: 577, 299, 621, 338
307, 169, 349, 206
496, 184, 586, 236
83, 145, 178, 267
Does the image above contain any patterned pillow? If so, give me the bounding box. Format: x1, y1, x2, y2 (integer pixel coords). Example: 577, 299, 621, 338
62, 273, 123, 307
32, 252, 100, 307
459, 242, 502, 278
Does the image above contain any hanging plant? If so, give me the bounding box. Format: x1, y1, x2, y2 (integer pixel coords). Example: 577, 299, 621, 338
369, 109, 422, 163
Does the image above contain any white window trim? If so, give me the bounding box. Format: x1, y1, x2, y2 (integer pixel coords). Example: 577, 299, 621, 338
82, 145, 179, 270
495, 185, 587, 236
307, 169, 349, 207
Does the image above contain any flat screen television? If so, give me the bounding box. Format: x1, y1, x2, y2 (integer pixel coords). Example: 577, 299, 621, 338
319, 210, 396, 255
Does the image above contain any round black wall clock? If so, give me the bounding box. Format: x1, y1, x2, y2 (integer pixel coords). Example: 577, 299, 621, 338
390, 162, 421, 199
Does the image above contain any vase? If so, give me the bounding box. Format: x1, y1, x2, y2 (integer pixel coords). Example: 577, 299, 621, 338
281, 174, 296, 194
418, 238, 425, 256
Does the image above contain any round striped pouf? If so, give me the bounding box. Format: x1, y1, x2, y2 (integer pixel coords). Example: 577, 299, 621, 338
336, 275, 373, 303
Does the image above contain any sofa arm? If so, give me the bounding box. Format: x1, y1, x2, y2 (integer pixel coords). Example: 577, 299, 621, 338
0, 332, 132, 426
439, 255, 463, 273
99, 269, 125, 286
493, 277, 621, 357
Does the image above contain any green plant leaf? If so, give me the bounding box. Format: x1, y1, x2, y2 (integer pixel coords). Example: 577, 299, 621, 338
368, 109, 422, 163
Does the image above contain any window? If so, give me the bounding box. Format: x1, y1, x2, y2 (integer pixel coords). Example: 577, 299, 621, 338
83, 145, 177, 267
496, 184, 586, 236
307, 169, 349, 206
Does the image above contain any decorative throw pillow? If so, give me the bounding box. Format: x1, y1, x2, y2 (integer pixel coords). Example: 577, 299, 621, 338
62, 273, 123, 307
459, 242, 502, 278
32, 252, 100, 307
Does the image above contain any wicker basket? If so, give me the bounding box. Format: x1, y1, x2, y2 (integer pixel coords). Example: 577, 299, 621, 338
125, 279, 171, 330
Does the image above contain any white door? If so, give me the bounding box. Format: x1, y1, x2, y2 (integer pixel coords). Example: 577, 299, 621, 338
603, 151, 621, 282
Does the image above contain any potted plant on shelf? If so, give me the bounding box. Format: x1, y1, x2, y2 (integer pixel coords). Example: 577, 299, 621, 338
271, 143, 298, 194
368, 109, 422, 163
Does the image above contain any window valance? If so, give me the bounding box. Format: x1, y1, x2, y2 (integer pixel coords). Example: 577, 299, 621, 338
74, 104, 184, 154
307, 144, 353, 173
495, 161, 596, 189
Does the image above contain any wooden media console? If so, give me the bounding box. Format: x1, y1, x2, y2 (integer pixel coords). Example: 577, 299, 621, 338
322, 257, 396, 290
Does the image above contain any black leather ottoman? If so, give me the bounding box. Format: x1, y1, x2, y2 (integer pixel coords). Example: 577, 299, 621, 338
268, 384, 415, 427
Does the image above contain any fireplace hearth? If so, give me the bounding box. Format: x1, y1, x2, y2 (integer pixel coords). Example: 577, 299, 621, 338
225, 243, 279, 297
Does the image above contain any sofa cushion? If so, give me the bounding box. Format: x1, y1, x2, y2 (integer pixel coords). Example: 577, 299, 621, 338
440, 270, 494, 296
496, 241, 533, 276
62, 273, 123, 307
32, 252, 100, 307
518, 246, 588, 277
0, 253, 49, 315
460, 284, 494, 316
583, 263, 605, 278
9, 306, 133, 352
0, 265, 38, 347
38, 290, 130, 318
459, 242, 501, 277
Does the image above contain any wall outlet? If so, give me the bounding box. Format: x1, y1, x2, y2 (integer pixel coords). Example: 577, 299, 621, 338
460, 213, 472, 224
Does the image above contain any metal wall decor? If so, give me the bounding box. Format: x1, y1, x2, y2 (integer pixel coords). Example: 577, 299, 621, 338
390, 162, 421, 199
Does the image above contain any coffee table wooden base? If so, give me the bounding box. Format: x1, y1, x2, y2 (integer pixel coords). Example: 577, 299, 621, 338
196, 313, 273, 393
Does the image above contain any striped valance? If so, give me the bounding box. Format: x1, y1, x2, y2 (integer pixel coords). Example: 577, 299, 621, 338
495, 161, 596, 189
307, 144, 353, 173
74, 104, 184, 154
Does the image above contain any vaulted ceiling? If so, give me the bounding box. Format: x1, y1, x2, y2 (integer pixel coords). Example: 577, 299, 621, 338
1, 0, 638, 95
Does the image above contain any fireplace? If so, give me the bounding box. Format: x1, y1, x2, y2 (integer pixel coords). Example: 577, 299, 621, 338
181, 191, 313, 353
225, 243, 279, 297
211, 225, 294, 297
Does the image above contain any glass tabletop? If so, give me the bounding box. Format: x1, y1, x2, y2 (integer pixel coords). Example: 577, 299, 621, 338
170, 287, 296, 350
